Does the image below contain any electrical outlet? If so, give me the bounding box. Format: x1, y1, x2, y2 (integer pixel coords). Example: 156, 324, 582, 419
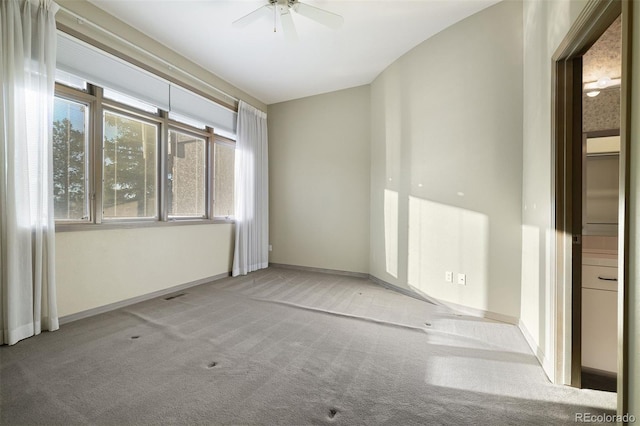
269, 244, 273, 252
457, 273, 466, 285
445, 271, 453, 283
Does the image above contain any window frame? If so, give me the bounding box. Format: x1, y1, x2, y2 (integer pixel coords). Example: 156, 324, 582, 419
166, 120, 214, 221
100, 104, 162, 223
212, 134, 236, 221
53, 80, 236, 232
53, 83, 96, 225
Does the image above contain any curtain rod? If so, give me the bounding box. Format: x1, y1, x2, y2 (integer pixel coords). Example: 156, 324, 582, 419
56, 4, 240, 109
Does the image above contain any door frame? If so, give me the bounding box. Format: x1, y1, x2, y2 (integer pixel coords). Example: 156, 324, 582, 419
551, 0, 630, 414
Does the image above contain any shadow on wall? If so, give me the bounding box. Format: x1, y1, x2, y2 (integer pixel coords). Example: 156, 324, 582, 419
385, 193, 491, 312
384, 189, 399, 278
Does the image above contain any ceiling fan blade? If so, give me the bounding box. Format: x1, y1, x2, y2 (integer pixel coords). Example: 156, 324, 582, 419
280, 9, 298, 42
293, 2, 343, 29
232, 4, 273, 29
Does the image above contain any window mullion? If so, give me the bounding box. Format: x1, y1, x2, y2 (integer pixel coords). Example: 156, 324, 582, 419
160, 110, 169, 222
93, 85, 104, 224
207, 127, 215, 220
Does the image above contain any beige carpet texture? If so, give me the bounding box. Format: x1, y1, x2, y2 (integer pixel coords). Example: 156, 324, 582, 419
0, 267, 616, 425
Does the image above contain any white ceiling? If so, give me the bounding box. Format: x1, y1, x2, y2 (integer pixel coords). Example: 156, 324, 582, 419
88, 0, 500, 105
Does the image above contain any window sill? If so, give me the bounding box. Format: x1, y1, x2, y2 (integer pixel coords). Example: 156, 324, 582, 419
55, 218, 235, 233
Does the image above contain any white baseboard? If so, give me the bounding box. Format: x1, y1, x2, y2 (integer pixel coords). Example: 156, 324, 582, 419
268, 264, 437, 305
269, 263, 369, 279
59, 272, 231, 325
434, 299, 519, 325
518, 319, 554, 381
368, 275, 518, 324
368, 275, 438, 304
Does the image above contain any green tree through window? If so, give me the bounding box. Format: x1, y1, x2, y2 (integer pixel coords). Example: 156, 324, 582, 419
52, 97, 88, 220
103, 111, 157, 219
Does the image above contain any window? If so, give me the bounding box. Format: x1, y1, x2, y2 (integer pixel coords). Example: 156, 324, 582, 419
52, 96, 90, 221
168, 129, 207, 218
214, 136, 235, 219
102, 110, 158, 220
53, 76, 236, 227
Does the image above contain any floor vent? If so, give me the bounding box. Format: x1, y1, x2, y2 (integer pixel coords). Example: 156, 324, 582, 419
164, 293, 187, 301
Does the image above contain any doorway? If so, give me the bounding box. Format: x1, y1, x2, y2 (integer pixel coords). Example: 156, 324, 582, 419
552, 0, 630, 415
580, 16, 622, 392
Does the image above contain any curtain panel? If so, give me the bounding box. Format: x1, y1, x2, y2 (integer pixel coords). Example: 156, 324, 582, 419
0, 0, 59, 345
232, 101, 268, 277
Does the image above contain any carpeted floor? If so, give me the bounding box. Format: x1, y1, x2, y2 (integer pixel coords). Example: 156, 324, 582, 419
0, 267, 616, 425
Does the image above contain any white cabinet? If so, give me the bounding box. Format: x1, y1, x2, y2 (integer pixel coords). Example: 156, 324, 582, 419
581, 255, 618, 374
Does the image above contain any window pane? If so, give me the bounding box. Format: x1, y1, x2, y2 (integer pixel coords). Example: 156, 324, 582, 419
53, 97, 89, 220
168, 129, 206, 218
53, 97, 89, 221
214, 142, 234, 218
103, 111, 157, 219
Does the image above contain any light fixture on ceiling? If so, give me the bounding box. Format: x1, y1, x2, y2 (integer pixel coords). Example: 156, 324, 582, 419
232, 0, 343, 42
597, 76, 612, 88
583, 75, 621, 97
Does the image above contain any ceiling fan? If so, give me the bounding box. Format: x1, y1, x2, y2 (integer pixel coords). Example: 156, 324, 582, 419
232, 0, 344, 42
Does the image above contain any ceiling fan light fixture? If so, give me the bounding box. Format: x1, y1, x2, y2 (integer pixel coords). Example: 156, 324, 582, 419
597, 76, 612, 88
583, 76, 621, 92
232, 0, 343, 39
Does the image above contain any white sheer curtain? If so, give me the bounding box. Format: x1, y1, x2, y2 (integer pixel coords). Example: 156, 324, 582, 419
232, 101, 269, 276
0, 0, 59, 345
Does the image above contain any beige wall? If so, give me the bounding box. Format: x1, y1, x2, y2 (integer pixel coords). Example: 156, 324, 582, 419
56, 225, 234, 317
628, 0, 639, 415
268, 86, 371, 274
369, 1, 523, 322
520, 0, 588, 379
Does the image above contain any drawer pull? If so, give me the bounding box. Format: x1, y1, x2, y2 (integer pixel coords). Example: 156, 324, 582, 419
597, 276, 618, 282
